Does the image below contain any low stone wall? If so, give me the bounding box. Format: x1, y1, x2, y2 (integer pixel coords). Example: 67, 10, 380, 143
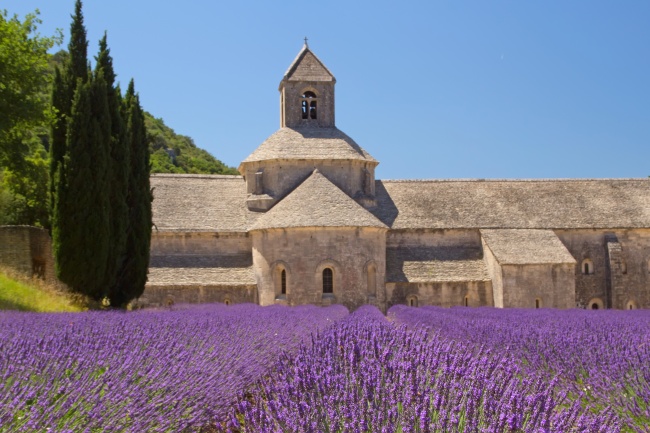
141, 284, 258, 307
0, 226, 59, 286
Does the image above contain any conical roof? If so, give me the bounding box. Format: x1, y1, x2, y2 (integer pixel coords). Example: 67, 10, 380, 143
282, 43, 335, 83
240, 126, 377, 168
250, 170, 387, 231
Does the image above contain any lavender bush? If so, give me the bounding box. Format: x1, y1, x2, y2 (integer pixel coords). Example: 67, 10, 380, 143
389, 306, 650, 432
0, 303, 348, 432
231, 305, 617, 432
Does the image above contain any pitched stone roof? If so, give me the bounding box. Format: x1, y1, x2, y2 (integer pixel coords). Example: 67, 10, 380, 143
147, 267, 255, 286
240, 126, 377, 166
151, 174, 260, 232
283, 44, 335, 82
250, 170, 388, 231
148, 253, 254, 286
151, 175, 650, 233
373, 179, 650, 229
386, 247, 490, 283
481, 229, 576, 265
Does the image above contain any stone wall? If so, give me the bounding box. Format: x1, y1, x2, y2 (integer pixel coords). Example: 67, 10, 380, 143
386, 281, 493, 309
252, 226, 386, 311
150, 231, 251, 256
482, 238, 504, 307
0, 226, 59, 286
387, 228, 483, 250
142, 284, 257, 306
555, 229, 650, 309
500, 263, 575, 309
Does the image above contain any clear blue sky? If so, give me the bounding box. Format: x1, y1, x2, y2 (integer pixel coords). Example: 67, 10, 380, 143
5, 1, 649, 179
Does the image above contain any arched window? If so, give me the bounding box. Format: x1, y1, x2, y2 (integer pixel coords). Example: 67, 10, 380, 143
322, 268, 333, 294
301, 91, 317, 120
281, 269, 286, 295
587, 298, 604, 310
224, 298, 231, 306
406, 295, 418, 307
582, 259, 594, 275
535, 298, 542, 309
626, 300, 637, 310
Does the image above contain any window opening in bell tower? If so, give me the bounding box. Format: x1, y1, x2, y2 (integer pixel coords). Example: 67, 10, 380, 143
301, 91, 317, 120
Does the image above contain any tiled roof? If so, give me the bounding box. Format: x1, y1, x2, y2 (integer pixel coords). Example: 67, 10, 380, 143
250, 170, 388, 230
240, 126, 376, 166
151, 174, 260, 232
372, 179, 650, 229
480, 229, 577, 265
148, 253, 255, 285
282, 44, 335, 82
152, 176, 650, 233
386, 247, 490, 283
147, 267, 255, 286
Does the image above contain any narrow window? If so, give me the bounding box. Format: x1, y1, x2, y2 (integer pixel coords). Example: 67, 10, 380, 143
281, 269, 286, 295
621, 261, 627, 274
535, 298, 541, 309
301, 91, 317, 120
626, 300, 637, 310
464, 296, 469, 307
582, 259, 594, 275
224, 299, 231, 306
407, 295, 418, 307
322, 268, 333, 294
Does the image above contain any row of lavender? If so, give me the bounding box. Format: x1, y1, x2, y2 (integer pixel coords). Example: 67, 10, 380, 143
0, 304, 348, 432
388, 306, 650, 432
230, 306, 623, 432
3, 304, 648, 432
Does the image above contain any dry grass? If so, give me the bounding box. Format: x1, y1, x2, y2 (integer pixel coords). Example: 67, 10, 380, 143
0, 266, 90, 312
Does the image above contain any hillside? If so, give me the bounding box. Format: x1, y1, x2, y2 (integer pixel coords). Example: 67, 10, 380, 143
145, 113, 238, 175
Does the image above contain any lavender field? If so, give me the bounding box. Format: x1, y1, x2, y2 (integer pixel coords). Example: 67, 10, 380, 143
0, 304, 347, 432
1, 304, 649, 432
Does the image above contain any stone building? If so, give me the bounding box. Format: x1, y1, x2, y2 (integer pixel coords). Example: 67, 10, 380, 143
145, 43, 650, 311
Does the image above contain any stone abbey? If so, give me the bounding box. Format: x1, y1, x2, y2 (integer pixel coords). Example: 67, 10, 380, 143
144, 43, 650, 311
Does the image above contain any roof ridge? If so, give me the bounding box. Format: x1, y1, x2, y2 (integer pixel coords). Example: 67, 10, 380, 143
151, 174, 243, 179
250, 170, 387, 231
379, 178, 650, 183
282, 44, 335, 82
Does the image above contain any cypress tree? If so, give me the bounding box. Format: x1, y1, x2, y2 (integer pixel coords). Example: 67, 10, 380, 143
113, 80, 151, 307
95, 33, 129, 298
50, 0, 88, 213
52, 75, 111, 300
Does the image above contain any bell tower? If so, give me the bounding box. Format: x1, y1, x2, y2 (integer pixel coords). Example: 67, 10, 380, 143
279, 40, 336, 128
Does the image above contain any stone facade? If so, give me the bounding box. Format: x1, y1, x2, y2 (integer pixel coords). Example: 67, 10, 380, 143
144, 43, 650, 311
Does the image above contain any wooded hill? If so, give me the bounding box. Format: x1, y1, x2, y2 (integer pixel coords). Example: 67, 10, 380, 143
145, 113, 238, 175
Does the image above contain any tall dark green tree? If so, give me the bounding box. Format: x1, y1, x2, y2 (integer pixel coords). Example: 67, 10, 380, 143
95, 33, 129, 299
50, 0, 88, 215
112, 80, 151, 307
52, 75, 111, 300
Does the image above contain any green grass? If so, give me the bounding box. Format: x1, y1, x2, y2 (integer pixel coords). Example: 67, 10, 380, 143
0, 271, 85, 312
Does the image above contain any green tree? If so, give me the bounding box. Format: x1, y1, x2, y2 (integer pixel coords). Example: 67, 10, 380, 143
50, 0, 88, 214
95, 33, 129, 298
111, 80, 151, 307
0, 9, 61, 227
52, 75, 111, 301
0, 9, 61, 167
